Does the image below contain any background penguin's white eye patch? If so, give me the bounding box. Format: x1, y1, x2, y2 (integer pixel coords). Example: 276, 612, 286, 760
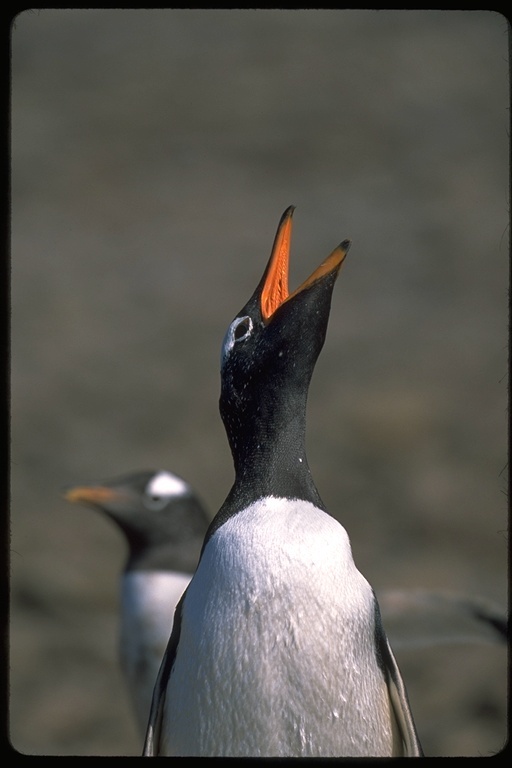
144, 471, 188, 509
221, 315, 253, 365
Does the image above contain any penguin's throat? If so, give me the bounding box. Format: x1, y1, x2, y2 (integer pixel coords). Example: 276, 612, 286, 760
226, 418, 323, 508
227, 405, 307, 470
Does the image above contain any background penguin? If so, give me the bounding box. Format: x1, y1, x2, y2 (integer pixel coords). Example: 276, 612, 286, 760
144, 207, 423, 757
64, 469, 210, 737
377, 589, 507, 650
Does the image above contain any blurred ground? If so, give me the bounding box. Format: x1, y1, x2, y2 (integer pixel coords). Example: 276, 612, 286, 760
8, 9, 509, 757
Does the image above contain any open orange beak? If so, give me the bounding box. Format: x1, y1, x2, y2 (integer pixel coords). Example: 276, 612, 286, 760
260, 206, 351, 323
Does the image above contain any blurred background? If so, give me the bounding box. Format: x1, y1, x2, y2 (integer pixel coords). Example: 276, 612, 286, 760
9, 9, 508, 757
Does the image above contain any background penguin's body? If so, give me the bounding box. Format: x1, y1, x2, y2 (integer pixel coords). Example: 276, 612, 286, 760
65, 469, 210, 736
144, 208, 422, 757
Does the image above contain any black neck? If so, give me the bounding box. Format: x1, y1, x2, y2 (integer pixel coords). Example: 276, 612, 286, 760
209, 380, 326, 541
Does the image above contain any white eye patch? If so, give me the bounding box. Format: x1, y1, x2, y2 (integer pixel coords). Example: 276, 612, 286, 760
144, 471, 189, 509
221, 315, 253, 367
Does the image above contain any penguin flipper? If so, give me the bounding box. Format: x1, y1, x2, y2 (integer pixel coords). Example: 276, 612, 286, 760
385, 636, 423, 756
142, 593, 186, 756
372, 594, 423, 757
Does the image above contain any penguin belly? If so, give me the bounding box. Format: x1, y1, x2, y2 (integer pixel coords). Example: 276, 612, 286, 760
161, 498, 396, 757
120, 570, 191, 734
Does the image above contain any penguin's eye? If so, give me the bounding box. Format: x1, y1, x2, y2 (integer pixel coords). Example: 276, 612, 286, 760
143, 493, 169, 511
233, 316, 252, 341
221, 315, 253, 366
143, 471, 188, 510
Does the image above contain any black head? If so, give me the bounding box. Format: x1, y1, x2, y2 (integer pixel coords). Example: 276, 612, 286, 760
209, 206, 350, 530
219, 206, 350, 474
64, 469, 210, 571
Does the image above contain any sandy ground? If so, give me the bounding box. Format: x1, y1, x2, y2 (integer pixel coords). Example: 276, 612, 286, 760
9, 9, 508, 757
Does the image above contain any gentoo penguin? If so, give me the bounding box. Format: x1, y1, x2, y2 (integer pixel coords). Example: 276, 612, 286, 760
143, 206, 422, 757
64, 469, 210, 736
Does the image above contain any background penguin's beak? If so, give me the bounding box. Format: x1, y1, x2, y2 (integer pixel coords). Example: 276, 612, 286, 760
64, 485, 122, 506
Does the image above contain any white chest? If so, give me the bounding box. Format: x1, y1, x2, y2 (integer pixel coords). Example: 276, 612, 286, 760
162, 498, 394, 757
120, 570, 191, 733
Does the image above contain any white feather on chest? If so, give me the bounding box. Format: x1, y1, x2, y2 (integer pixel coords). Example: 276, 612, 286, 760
120, 570, 191, 734
162, 497, 395, 757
